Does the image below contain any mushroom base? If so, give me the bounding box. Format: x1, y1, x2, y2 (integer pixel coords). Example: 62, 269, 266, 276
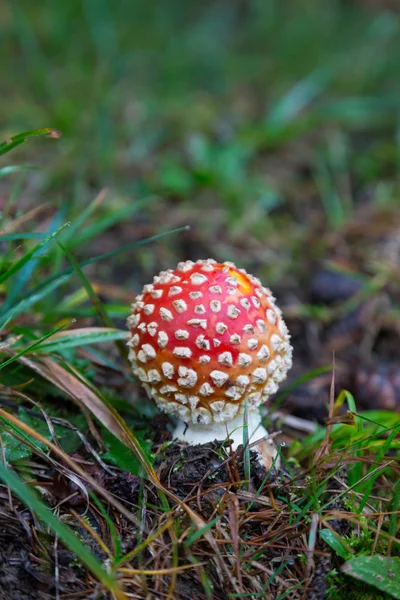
173, 411, 279, 469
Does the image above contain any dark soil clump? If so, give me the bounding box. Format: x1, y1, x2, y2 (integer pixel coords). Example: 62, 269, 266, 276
0, 508, 83, 599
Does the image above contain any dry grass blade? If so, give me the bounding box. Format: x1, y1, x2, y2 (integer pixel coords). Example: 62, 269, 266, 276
0, 460, 130, 600
227, 493, 243, 592
19, 354, 157, 480
33, 327, 128, 353
116, 519, 175, 567
0, 202, 51, 235
314, 355, 335, 464
35, 326, 125, 341
70, 509, 113, 558
0, 407, 142, 528
17, 354, 234, 572
118, 564, 206, 575
0, 383, 114, 474
306, 512, 320, 585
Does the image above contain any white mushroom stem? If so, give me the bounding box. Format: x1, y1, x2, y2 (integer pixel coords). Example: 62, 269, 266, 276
173, 410, 279, 470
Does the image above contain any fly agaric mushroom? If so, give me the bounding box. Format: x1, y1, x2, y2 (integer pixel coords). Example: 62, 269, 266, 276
127, 259, 292, 468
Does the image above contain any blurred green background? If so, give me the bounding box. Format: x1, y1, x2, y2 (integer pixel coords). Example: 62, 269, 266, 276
1, 0, 400, 287
1, 4, 400, 595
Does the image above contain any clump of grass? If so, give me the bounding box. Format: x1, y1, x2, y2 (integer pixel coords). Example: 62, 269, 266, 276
0, 133, 399, 599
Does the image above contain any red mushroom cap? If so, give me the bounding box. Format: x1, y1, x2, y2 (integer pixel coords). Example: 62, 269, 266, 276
127, 259, 292, 425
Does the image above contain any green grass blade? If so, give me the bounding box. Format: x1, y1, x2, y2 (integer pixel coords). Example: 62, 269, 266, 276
274, 365, 332, 406
0, 128, 61, 157
57, 189, 108, 241
65, 196, 157, 249
267, 69, 331, 126
18, 225, 189, 307
34, 327, 127, 354
0, 222, 70, 286
389, 480, 400, 543
0, 323, 68, 370
320, 462, 393, 512
57, 242, 127, 362
90, 491, 122, 561
320, 528, 353, 560
358, 423, 400, 512
0, 233, 47, 241
184, 516, 220, 548
4, 212, 69, 310
69, 225, 190, 269
0, 165, 38, 178
0, 274, 71, 324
